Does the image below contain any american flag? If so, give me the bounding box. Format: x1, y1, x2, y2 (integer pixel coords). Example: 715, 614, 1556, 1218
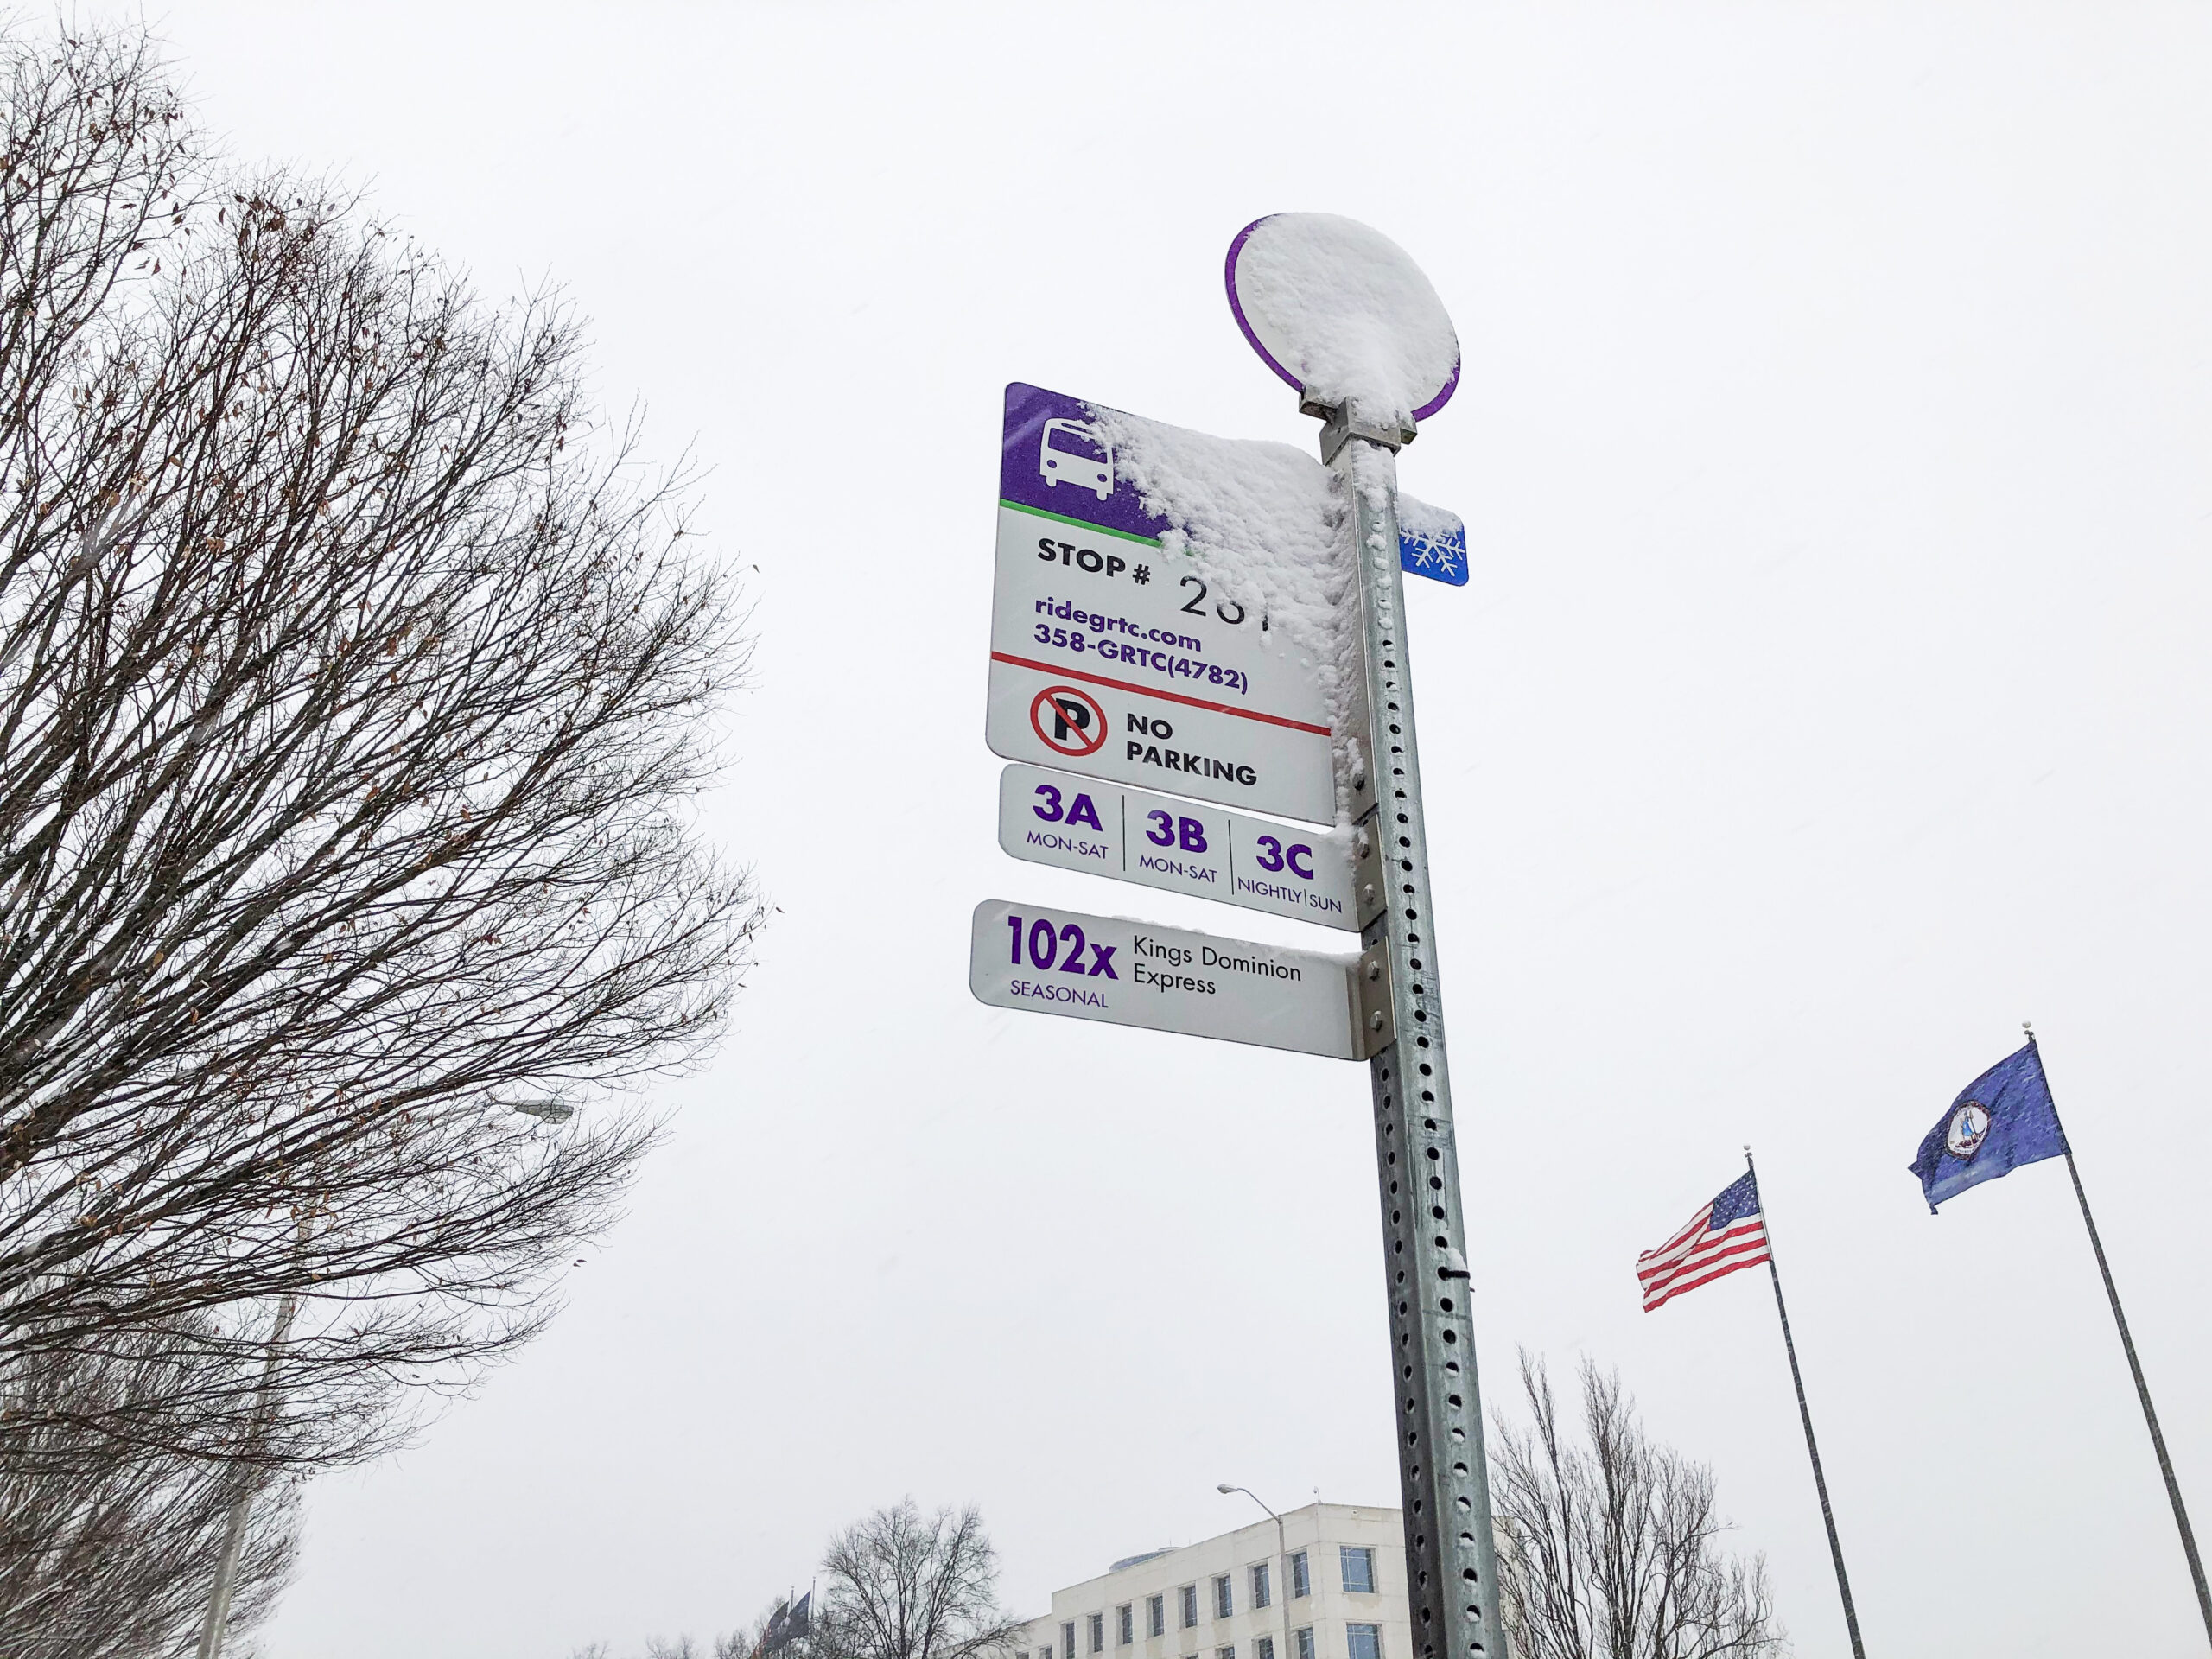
1637, 1171, 1771, 1311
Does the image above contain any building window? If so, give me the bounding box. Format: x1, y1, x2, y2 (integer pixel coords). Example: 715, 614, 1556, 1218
1214, 1576, 1233, 1619
1340, 1547, 1376, 1595
1249, 1562, 1271, 1610
1118, 1607, 1134, 1647
1295, 1630, 1314, 1659
1148, 1598, 1166, 1638
1346, 1628, 1380, 1659
1091, 1614, 1105, 1654
1217, 1649, 1235, 1659
1291, 1551, 1310, 1599
1257, 1641, 1274, 1659
1179, 1586, 1198, 1630
1065, 1622, 1077, 1659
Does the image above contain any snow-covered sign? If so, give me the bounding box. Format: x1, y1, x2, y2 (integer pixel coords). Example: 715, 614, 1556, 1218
968, 899, 1376, 1060
996, 763, 1369, 931
986, 382, 1340, 826
1225, 213, 1461, 429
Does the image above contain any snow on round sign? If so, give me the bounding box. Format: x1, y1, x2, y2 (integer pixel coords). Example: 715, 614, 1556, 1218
1224, 213, 1460, 429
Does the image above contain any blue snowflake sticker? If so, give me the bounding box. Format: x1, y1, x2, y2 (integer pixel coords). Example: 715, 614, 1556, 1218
1396, 499, 1468, 588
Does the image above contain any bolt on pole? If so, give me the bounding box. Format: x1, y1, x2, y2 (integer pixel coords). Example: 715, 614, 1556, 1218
1323, 404, 1506, 1659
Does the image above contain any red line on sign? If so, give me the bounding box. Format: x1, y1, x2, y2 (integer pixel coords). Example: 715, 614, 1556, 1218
989, 652, 1331, 736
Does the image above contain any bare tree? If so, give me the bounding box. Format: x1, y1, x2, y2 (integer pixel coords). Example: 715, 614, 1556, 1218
0, 1327, 298, 1659
818, 1501, 1022, 1659
0, 12, 755, 1482
588, 1507, 1000, 1659
561, 1630, 752, 1659
1491, 1354, 1784, 1659
725, 1597, 808, 1659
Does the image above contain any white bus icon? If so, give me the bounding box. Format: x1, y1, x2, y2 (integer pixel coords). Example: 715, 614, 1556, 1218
1039, 417, 1112, 500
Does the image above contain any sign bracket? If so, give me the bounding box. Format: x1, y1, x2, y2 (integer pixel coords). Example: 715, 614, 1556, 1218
1351, 944, 1395, 1059
1353, 820, 1388, 929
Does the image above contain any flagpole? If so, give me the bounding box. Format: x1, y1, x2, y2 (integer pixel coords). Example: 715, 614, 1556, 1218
2029, 1028, 2212, 1649
1745, 1147, 1866, 1659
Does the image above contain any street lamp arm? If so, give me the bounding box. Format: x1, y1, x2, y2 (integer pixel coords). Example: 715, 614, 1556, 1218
1217, 1483, 1294, 1659
1217, 1483, 1281, 1521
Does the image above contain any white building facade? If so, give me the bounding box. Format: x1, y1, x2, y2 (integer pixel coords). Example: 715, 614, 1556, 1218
1014, 1506, 1409, 1659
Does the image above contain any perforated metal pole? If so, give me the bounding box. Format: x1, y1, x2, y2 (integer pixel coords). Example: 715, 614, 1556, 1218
1325, 408, 1506, 1659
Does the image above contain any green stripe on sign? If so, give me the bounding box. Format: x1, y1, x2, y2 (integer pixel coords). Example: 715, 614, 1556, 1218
1000, 499, 1167, 549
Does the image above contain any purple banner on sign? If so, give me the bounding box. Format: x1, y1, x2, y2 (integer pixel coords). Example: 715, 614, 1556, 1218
1006, 380, 1468, 591
1000, 382, 1172, 541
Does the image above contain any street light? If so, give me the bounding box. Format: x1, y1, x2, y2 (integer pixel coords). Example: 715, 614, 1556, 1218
1217, 1484, 1293, 1659
200, 1096, 568, 1656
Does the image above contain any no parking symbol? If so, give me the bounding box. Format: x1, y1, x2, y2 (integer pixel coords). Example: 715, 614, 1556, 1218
1028, 684, 1107, 758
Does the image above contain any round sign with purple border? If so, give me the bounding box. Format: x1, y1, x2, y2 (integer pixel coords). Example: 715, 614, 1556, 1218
1225, 213, 1460, 426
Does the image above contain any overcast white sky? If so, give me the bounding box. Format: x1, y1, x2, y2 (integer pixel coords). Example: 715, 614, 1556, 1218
118, 4, 2212, 1656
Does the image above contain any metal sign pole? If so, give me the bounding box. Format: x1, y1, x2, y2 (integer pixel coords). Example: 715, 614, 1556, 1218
1326, 408, 1506, 1659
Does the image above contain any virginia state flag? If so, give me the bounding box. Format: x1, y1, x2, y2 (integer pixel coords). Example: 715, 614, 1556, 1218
1910, 1040, 2069, 1212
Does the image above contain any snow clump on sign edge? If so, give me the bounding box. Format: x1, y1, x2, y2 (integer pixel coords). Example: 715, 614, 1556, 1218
1089, 403, 1362, 821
